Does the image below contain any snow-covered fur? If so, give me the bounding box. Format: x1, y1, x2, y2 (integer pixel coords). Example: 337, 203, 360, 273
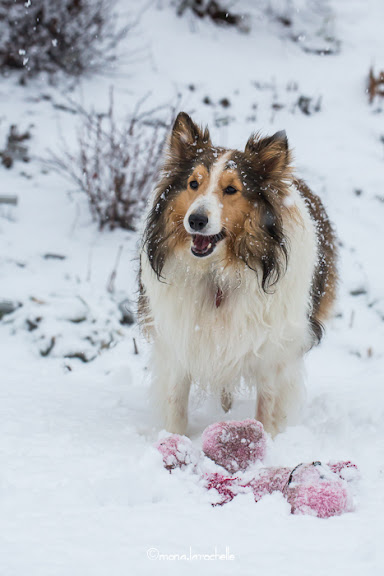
139, 112, 337, 437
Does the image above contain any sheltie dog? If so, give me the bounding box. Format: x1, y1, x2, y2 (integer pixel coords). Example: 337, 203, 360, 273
138, 112, 337, 437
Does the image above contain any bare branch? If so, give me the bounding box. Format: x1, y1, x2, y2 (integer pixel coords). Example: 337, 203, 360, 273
46, 92, 176, 231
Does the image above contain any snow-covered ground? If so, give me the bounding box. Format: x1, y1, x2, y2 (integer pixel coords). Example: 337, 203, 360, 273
1, 1, 383, 574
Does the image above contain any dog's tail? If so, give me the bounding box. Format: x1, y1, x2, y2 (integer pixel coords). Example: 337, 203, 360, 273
221, 389, 233, 413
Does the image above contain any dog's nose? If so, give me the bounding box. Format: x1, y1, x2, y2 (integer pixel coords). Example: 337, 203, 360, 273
188, 212, 208, 231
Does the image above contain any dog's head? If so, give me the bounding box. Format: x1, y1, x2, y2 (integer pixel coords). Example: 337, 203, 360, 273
144, 112, 294, 291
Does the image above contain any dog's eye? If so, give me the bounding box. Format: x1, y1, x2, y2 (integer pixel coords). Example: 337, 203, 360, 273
224, 186, 237, 195
189, 180, 199, 190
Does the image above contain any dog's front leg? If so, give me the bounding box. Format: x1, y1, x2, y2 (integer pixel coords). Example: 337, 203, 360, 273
164, 375, 191, 435
255, 357, 305, 437
152, 340, 191, 435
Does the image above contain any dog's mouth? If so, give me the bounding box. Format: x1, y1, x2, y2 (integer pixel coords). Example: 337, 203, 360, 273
191, 231, 226, 257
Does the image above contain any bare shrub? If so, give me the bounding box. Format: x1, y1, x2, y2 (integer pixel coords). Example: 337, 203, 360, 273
368, 68, 384, 104
0, 0, 128, 80
0, 124, 31, 168
48, 93, 176, 231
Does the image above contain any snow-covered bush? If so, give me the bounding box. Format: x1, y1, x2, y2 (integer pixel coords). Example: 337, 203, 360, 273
4, 291, 134, 363
173, 1, 339, 55
0, 0, 127, 80
267, 0, 340, 55
174, 0, 247, 30
49, 94, 174, 231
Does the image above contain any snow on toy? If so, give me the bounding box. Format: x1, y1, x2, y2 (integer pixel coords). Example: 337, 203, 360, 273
155, 419, 358, 517
202, 419, 267, 473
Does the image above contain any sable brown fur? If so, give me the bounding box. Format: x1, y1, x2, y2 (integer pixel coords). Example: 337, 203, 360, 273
143, 117, 293, 292
294, 178, 338, 341
143, 113, 217, 280
138, 261, 153, 339
227, 131, 293, 292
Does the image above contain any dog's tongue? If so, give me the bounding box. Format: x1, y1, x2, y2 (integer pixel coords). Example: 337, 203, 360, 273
193, 235, 211, 251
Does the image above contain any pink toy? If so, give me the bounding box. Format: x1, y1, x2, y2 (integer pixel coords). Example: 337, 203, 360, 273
155, 421, 358, 518
283, 462, 353, 518
204, 462, 354, 516
244, 466, 291, 501
328, 460, 359, 482
155, 434, 198, 471
202, 419, 267, 473
204, 467, 291, 506
204, 473, 239, 505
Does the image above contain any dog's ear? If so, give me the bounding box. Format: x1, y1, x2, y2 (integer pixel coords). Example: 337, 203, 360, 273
169, 112, 211, 159
245, 130, 291, 180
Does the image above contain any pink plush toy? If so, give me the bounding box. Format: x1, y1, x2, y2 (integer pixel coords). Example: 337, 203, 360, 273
328, 460, 359, 482
202, 419, 267, 473
203, 462, 355, 517
204, 473, 238, 505
283, 462, 354, 518
203, 467, 291, 506
155, 434, 198, 471
155, 421, 358, 518
244, 466, 291, 501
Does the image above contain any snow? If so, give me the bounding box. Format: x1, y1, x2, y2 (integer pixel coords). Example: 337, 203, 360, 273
1, 0, 384, 574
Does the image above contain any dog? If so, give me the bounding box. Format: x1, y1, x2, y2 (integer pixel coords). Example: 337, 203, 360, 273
138, 112, 337, 437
